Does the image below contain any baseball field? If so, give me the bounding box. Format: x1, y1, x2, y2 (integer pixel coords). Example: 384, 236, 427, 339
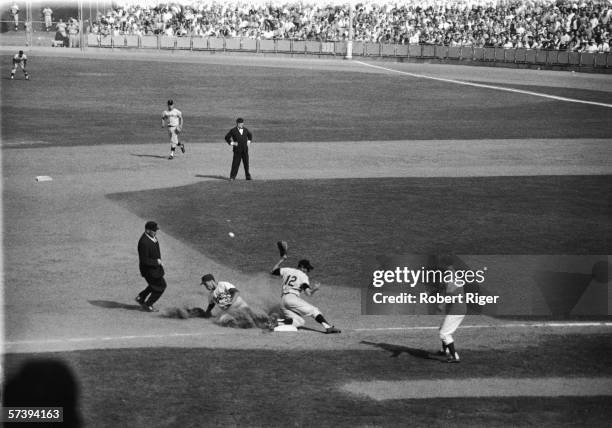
2, 46, 612, 427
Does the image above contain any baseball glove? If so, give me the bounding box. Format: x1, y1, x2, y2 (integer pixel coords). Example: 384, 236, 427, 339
277, 240, 288, 258
176, 126, 182, 134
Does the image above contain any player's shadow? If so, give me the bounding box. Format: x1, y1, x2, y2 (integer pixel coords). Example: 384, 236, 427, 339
361, 340, 441, 360
130, 153, 168, 159
195, 174, 229, 180
88, 300, 142, 311
298, 326, 328, 334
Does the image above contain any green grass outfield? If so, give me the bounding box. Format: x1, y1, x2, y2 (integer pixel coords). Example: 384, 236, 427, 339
2, 48, 612, 427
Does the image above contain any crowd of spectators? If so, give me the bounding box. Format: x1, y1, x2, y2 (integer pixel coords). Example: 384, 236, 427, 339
89, 1, 612, 52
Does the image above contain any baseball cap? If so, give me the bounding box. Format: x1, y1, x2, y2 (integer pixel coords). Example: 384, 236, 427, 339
297, 259, 314, 271
145, 221, 159, 231
236, 118, 244, 123
201, 273, 215, 283
167, 99, 174, 105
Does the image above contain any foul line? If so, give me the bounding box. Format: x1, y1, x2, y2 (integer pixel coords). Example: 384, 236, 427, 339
355, 321, 612, 332
4, 331, 219, 347
354, 61, 612, 108
4, 322, 611, 348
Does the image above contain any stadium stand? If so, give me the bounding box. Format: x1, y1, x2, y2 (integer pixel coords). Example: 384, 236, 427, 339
83, 0, 611, 53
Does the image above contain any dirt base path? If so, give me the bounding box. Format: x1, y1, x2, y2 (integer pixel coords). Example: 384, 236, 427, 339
3, 139, 611, 353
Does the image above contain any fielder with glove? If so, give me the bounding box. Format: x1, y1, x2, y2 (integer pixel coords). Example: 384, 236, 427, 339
270, 241, 341, 334
10, 50, 29, 80
277, 241, 288, 258
161, 99, 185, 160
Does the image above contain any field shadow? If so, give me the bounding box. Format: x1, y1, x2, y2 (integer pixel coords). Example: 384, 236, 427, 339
130, 153, 167, 159
88, 300, 142, 311
298, 326, 327, 334
360, 340, 442, 360
195, 174, 228, 180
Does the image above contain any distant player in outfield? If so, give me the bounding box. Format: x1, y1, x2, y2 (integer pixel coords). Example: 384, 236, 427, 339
270, 254, 341, 334
10, 50, 29, 80
42, 7, 53, 32
437, 258, 466, 363
10, 3, 19, 30
161, 99, 184, 160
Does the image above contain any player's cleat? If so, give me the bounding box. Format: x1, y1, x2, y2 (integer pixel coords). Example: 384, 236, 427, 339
168, 155, 174, 160
179, 143, 185, 153
10, 75, 14, 80
135, 295, 144, 305
446, 353, 460, 363
25, 75, 29, 80
142, 305, 159, 313
325, 326, 341, 334
246, 176, 252, 181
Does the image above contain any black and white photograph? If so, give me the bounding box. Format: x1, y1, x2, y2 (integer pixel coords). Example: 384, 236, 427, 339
1, 0, 611, 426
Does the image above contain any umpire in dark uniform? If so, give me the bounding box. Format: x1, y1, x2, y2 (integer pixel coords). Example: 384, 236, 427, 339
224, 117, 253, 180
135, 221, 167, 312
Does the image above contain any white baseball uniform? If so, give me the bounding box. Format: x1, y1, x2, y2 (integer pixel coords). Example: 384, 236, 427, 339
162, 107, 182, 147
439, 270, 466, 346
43, 8, 53, 29
278, 267, 321, 327
11, 53, 28, 78
10, 4, 19, 28
209, 281, 248, 311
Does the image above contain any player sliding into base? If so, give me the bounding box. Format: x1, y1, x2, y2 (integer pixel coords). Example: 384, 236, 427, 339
201, 273, 248, 315
270, 241, 341, 334
199, 273, 269, 328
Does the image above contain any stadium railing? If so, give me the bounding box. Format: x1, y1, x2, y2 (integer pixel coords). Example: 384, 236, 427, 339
80, 34, 610, 70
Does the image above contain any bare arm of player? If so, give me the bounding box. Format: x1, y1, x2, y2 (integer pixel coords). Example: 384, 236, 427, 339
204, 301, 215, 316
270, 256, 287, 275
304, 282, 320, 296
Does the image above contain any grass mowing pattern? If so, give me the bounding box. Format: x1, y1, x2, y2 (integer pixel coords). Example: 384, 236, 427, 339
108, 175, 611, 288
1, 56, 611, 148
3, 334, 612, 427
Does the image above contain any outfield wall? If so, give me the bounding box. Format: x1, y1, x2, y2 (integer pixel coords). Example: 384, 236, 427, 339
3, 28, 609, 72
85, 34, 611, 72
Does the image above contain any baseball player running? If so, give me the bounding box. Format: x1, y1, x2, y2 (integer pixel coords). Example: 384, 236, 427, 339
161, 99, 184, 160
270, 249, 341, 334
437, 259, 466, 363
10, 50, 29, 80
